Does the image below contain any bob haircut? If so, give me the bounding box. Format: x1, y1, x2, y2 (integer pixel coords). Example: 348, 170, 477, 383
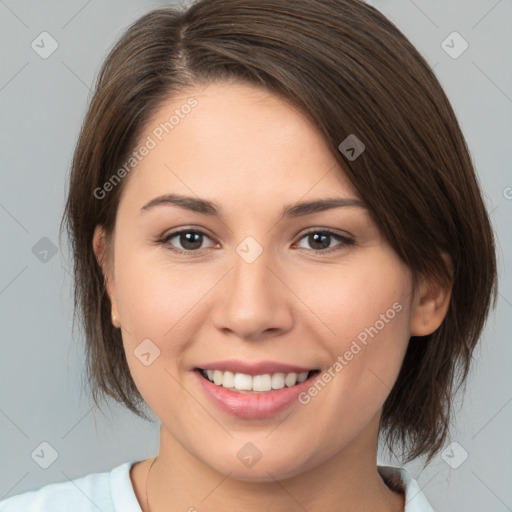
62, 0, 498, 463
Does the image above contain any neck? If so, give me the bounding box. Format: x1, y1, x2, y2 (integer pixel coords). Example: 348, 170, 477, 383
138, 421, 404, 512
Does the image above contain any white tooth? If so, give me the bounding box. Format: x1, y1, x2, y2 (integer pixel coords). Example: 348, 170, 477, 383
207, 369, 307, 391
284, 372, 298, 387
234, 373, 253, 391
297, 371, 308, 383
213, 370, 223, 386
222, 371, 235, 388
271, 373, 286, 390
252, 374, 272, 392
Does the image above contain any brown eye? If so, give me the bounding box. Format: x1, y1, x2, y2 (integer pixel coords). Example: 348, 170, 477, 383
161, 229, 216, 254
295, 230, 354, 254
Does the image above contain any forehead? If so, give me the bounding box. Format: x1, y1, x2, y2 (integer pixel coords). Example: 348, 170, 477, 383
123, 81, 360, 208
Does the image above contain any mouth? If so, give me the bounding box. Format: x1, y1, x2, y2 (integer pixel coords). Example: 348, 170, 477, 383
195, 368, 321, 394
192, 360, 324, 419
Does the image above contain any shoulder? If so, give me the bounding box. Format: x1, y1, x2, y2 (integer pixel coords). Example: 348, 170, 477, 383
378, 465, 435, 512
0, 461, 140, 512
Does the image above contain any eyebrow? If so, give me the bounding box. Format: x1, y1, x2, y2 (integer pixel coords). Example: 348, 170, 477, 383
140, 193, 368, 219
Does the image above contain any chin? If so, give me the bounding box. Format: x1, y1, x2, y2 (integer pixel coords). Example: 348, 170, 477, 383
200, 447, 317, 483
217, 464, 303, 483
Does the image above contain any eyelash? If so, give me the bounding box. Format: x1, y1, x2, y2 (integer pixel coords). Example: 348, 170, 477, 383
158, 228, 355, 256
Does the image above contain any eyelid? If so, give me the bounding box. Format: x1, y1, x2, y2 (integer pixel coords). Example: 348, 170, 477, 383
159, 226, 355, 255
159, 227, 218, 253
296, 226, 354, 240
292, 228, 355, 253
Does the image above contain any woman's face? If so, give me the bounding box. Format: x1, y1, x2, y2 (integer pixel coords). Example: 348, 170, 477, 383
95, 81, 426, 480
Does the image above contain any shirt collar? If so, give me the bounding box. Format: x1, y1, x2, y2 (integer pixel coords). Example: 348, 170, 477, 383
378, 465, 435, 512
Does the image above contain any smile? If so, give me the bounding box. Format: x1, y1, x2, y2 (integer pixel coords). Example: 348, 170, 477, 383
198, 368, 320, 393
192, 360, 323, 419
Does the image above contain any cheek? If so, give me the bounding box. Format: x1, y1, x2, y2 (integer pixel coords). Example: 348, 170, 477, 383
113, 239, 210, 340
303, 253, 412, 413
112, 252, 203, 414
302, 251, 411, 345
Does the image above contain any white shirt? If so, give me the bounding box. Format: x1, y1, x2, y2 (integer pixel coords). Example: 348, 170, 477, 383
0, 462, 434, 511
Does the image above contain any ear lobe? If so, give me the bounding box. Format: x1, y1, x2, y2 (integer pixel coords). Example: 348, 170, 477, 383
410, 252, 453, 337
92, 225, 116, 309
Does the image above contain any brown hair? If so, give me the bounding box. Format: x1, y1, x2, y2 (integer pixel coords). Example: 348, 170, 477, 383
61, 0, 498, 462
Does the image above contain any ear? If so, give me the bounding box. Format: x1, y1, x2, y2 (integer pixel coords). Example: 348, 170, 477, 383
92, 225, 120, 327
410, 252, 453, 336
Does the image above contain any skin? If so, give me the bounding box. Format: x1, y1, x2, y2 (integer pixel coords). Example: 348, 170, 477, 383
93, 81, 452, 512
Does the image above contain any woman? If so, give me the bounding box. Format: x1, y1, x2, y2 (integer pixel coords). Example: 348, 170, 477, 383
0, 0, 497, 510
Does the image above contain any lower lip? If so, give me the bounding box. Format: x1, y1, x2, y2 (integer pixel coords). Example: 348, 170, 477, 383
194, 370, 319, 419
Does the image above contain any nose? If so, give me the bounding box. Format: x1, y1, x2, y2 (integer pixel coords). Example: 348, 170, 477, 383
210, 244, 294, 341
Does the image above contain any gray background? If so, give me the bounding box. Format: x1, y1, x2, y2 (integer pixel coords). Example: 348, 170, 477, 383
0, 0, 511, 510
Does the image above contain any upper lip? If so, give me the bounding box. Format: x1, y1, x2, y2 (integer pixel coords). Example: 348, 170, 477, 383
195, 360, 317, 376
